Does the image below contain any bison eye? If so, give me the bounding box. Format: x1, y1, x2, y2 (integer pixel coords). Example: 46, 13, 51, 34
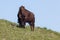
19, 15, 22, 18
22, 15, 25, 17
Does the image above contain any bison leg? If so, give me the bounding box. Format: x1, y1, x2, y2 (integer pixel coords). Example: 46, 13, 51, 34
17, 18, 21, 27
21, 21, 26, 28
29, 22, 34, 31
17, 18, 24, 28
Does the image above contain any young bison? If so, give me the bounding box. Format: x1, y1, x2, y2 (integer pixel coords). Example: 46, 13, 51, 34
17, 6, 35, 31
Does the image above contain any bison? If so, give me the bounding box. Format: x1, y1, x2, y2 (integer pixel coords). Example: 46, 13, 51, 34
17, 6, 35, 31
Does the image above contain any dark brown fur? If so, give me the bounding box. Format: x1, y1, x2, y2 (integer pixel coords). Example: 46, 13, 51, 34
17, 6, 35, 31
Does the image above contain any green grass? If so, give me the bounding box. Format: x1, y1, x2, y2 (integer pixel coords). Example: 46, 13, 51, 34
0, 19, 60, 40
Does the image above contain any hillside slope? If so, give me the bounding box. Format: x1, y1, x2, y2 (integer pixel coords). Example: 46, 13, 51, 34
0, 19, 60, 40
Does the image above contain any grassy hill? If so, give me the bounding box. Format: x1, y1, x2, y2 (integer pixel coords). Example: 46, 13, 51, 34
0, 19, 60, 40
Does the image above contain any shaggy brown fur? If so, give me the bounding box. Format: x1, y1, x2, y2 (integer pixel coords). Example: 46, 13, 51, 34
17, 6, 35, 31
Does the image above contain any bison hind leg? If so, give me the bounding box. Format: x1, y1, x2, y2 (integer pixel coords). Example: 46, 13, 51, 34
29, 22, 34, 31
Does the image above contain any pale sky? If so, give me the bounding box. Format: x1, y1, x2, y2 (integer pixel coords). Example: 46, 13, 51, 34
0, 0, 60, 32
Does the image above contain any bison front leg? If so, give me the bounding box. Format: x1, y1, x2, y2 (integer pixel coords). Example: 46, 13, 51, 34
21, 21, 26, 28
17, 18, 22, 27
